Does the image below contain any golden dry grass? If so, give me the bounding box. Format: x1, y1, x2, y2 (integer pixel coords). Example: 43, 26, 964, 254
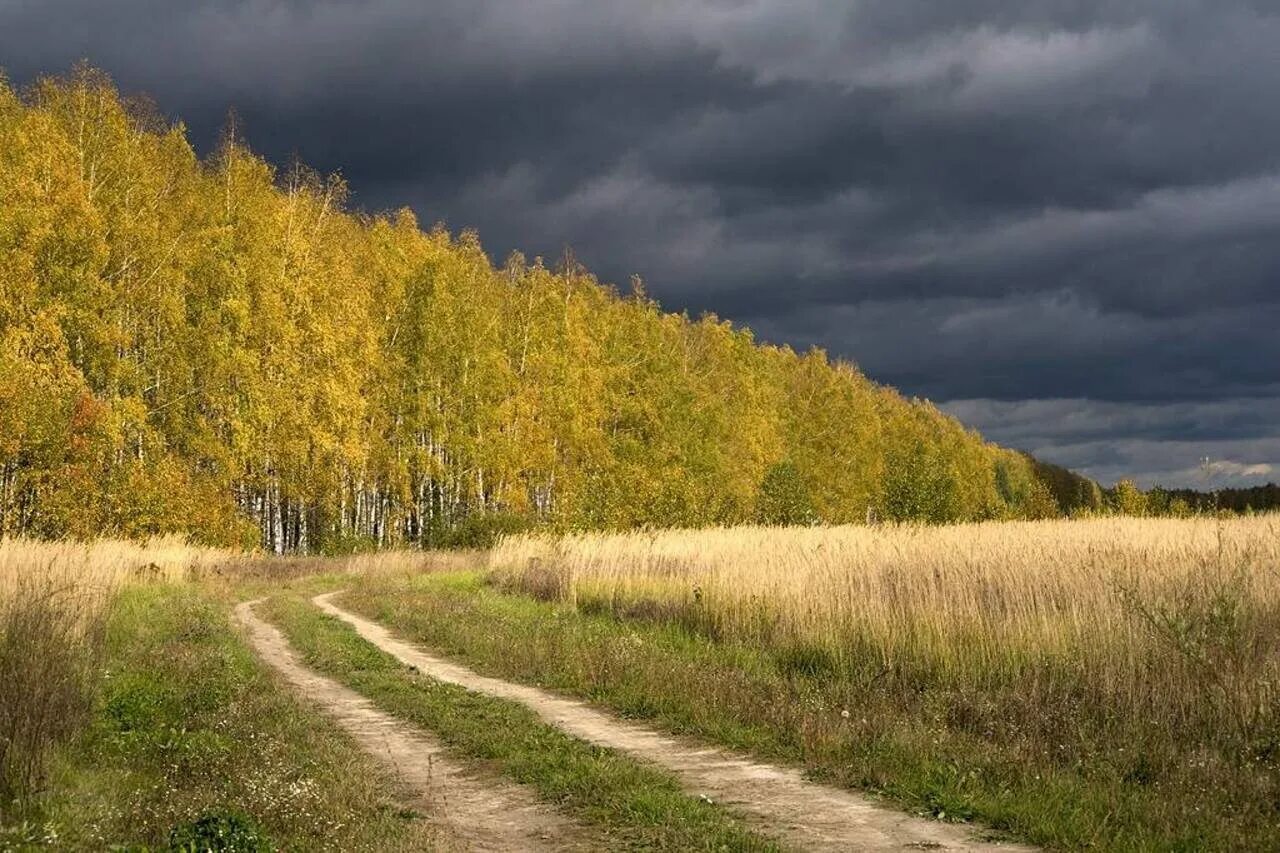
492, 517, 1280, 728
0, 537, 477, 603
0, 535, 233, 601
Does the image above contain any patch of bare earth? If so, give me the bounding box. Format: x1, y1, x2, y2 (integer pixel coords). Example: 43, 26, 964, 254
235, 600, 601, 852
315, 592, 1036, 853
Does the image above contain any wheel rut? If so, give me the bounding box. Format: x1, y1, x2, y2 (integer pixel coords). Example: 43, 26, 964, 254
235, 599, 600, 852
314, 591, 1037, 853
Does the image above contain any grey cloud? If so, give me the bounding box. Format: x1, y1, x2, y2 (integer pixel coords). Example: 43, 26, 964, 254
941, 397, 1280, 488
942, 398, 1280, 446
744, 293, 1280, 403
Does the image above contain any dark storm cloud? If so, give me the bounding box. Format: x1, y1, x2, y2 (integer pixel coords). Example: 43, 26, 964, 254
3, 0, 1279, 486
942, 397, 1280, 488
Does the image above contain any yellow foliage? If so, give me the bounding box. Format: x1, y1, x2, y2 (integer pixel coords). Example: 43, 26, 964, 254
0, 68, 1089, 550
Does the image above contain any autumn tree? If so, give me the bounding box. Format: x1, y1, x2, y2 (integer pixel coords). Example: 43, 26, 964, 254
1112, 479, 1149, 517
0, 68, 1092, 548
755, 462, 816, 526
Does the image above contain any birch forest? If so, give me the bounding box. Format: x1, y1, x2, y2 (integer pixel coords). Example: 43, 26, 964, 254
0, 70, 1097, 551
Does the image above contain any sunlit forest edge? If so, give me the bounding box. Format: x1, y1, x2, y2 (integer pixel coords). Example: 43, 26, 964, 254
1, 67, 1248, 553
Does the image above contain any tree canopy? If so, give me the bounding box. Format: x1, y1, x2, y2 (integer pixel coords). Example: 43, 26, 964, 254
0, 69, 1097, 550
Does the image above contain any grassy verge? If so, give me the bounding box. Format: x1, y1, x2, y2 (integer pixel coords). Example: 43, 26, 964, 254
8, 584, 437, 850
261, 593, 779, 852
340, 570, 1280, 851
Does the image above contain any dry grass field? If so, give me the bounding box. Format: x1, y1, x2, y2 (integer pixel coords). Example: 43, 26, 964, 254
492, 517, 1280, 710
480, 516, 1280, 846
0, 535, 232, 595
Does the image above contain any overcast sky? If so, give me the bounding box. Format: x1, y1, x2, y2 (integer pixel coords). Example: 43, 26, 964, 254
3, 0, 1278, 488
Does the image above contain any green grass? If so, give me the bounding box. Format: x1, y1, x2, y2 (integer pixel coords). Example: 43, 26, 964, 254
338, 570, 1280, 852
261, 593, 779, 852
13, 584, 438, 851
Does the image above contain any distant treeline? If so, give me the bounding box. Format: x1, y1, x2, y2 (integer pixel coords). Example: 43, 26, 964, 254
1145, 483, 1280, 516
1, 69, 1099, 551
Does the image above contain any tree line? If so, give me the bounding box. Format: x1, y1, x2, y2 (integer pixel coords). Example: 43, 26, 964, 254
0, 69, 1101, 551
1117, 482, 1280, 517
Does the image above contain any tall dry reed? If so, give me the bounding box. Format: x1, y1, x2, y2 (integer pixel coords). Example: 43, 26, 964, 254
0, 536, 231, 597
491, 517, 1280, 756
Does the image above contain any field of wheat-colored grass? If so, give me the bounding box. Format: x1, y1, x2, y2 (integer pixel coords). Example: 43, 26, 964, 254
0, 537, 482, 606
492, 517, 1280, 724
0, 535, 237, 600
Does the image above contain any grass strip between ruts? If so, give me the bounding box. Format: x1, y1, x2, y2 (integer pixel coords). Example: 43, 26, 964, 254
261, 594, 781, 852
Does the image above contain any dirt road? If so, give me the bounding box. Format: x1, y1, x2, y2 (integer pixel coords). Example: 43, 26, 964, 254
235, 600, 601, 852
314, 591, 1036, 852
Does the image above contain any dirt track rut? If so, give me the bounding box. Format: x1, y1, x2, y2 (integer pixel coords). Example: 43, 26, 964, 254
314, 591, 1036, 853
235, 600, 599, 852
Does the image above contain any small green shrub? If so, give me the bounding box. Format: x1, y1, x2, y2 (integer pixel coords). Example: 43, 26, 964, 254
316, 531, 379, 557
437, 512, 532, 549
1119, 562, 1279, 754
775, 642, 839, 678
168, 811, 271, 852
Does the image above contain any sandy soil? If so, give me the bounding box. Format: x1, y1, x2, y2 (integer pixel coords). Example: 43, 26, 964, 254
315, 591, 1037, 853
234, 599, 602, 852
